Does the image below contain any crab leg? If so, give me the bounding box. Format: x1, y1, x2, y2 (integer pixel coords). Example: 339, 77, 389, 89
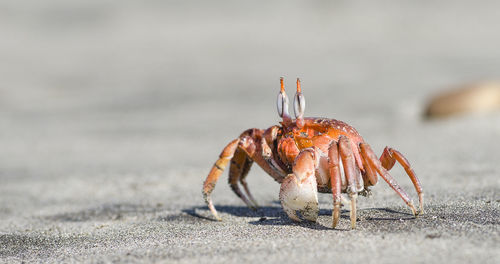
260, 138, 288, 181
338, 136, 361, 229
328, 140, 342, 228
232, 128, 283, 207
202, 138, 240, 220
361, 147, 378, 186
229, 148, 257, 209
359, 143, 418, 216
239, 159, 259, 207
204, 129, 285, 220
279, 148, 319, 222
380, 147, 424, 214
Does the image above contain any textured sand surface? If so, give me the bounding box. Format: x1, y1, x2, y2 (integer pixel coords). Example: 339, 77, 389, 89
0, 1, 499, 263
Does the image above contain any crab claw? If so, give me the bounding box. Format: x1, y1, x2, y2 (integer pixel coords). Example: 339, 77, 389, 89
279, 173, 319, 222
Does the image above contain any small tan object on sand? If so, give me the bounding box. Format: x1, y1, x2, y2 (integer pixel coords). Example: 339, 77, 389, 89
425, 82, 500, 119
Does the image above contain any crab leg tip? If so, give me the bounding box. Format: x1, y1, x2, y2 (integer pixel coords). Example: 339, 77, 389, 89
350, 193, 358, 229
419, 193, 425, 214
332, 202, 340, 229
209, 205, 222, 221
408, 201, 418, 217
206, 202, 220, 221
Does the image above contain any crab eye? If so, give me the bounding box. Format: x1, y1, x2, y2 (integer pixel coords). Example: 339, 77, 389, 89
277, 91, 289, 118
294, 92, 305, 119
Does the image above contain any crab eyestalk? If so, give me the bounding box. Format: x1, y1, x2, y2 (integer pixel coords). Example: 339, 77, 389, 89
277, 77, 292, 126
294, 78, 306, 128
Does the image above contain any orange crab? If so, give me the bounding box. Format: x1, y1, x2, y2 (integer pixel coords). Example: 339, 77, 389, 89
203, 77, 423, 229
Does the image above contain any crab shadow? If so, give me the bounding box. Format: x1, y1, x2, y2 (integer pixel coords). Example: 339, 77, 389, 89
183, 205, 286, 220
183, 205, 333, 230
361, 207, 415, 221
184, 203, 414, 230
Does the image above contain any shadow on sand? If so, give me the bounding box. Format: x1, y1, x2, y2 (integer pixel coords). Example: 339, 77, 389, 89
183, 203, 415, 230
42, 200, 414, 230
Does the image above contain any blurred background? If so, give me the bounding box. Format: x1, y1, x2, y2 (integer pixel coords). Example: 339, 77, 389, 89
1, 0, 499, 212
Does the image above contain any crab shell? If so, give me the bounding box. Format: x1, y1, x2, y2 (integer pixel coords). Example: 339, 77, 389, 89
275, 117, 364, 182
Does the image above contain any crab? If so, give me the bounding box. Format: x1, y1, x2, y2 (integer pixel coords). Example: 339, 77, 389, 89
202, 77, 423, 229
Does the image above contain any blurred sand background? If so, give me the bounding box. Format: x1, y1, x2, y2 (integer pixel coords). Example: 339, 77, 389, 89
0, 0, 499, 263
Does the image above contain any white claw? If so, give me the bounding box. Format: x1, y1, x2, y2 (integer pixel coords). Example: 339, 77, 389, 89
282, 205, 302, 222
279, 173, 319, 222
